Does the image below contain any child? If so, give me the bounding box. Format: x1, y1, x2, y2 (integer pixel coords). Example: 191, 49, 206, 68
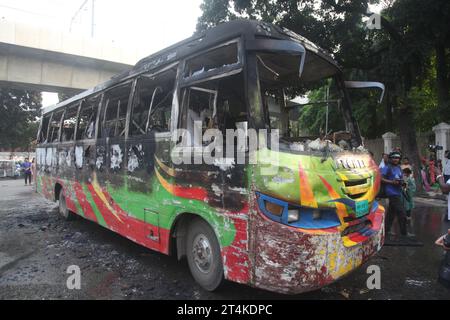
402, 167, 416, 236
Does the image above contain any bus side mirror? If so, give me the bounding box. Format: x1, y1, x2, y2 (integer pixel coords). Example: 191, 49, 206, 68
344, 81, 385, 104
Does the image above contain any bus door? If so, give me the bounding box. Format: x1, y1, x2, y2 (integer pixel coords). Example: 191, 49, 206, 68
126, 67, 177, 246
174, 84, 223, 207
173, 41, 248, 211
175, 71, 249, 212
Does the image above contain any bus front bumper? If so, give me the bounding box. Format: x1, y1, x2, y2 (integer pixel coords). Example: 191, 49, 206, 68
251, 205, 385, 295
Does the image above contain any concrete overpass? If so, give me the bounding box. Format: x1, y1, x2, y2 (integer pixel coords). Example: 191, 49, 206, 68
0, 20, 147, 95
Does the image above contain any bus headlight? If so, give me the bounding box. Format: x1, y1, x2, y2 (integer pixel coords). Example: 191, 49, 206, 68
287, 209, 300, 223
265, 201, 284, 216
312, 209, 321, 220
257, 192, 341, 229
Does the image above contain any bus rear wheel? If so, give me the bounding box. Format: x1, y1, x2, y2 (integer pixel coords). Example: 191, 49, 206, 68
186, 218, 224, 291
58, 191, 75, 221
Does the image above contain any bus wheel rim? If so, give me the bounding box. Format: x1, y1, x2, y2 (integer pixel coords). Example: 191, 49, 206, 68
192, 234, 212, 274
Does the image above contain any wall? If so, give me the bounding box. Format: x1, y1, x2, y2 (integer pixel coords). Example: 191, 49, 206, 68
364, 131, 434, 164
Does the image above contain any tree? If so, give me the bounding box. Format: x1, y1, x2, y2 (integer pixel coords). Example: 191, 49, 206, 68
0, 87, 42, 151
374, 0, 450, 189
197, 0, 450, 191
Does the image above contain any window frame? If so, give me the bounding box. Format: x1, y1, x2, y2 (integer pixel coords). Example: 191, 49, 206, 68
38, 113, 51, 144
129, 63, 178, 137
60, 101, 82, 143
179, 38, 244, 87
47, 110, 64, 143
76, 94, 102, 142
100, 80, 134, 139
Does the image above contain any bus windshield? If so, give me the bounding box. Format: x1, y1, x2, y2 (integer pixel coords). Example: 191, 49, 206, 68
257, 51, 355, 153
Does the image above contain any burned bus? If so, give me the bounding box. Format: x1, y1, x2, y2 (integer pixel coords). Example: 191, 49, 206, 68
36, 20, 385, 294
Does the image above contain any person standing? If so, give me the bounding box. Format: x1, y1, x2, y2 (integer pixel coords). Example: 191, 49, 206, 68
379, 153, 389, 169
435, 166, 450, 221
401, 157, 413, 171
429, 156, 436, 185
402, 168, 416, 217
381, 151, 408, 238
443, 150, 450, 182
402, 167, 416, 236
21, 157, 32, 186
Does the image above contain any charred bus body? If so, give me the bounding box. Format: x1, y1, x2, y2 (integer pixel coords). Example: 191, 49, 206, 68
36, 20, 384, 294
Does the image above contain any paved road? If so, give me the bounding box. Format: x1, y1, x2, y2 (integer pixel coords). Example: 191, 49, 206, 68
0, 179, 449, 299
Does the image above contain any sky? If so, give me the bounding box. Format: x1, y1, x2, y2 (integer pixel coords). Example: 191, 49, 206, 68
0, 0, 203, 107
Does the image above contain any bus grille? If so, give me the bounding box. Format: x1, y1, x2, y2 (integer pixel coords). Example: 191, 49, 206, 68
341, 178, 370, 199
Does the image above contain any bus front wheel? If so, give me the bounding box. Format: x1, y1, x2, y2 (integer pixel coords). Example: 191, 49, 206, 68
58, 191, 76, 221
186, 218, 224, 291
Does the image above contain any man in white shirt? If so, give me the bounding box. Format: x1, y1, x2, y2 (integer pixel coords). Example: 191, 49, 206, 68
436, 167, 450, 221
379, 153, 388, 169
443, 150, 450, 182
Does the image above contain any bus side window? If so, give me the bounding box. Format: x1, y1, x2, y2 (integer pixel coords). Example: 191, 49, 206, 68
38, 115, 51, 143
77, 95, 100, 140
48, 111, 63, 143
180, 72, 246, 146
216, 73, 247, 131
102, 83, 132, 138
182, 87, 216, 146
61, 104, 79, 142
130, 67, 176, 136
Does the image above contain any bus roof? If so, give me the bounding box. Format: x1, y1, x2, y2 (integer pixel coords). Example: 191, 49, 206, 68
42, 19, 339, 115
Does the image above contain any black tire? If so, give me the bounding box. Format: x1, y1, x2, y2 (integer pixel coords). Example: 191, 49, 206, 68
59, 191, 76, 221
186, 218, 224, 291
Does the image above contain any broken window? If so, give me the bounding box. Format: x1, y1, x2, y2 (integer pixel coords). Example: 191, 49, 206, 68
216, 73, 247, 131
184, 42, 239, 79
77, 95, 100, 140
61, 104, 79, 142
38, 114, 51, 143
102, 83, 132, 138
48, 111, 63, 143
180, 72, 247, 146
183, 87, 216, 147
257, 52, 349, 150
130, 67, 176, 135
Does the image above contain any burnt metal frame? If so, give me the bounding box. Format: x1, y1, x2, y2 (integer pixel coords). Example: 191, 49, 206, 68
244, 38, 307, 132
99, 80, 134, 140
245, 40, 363, 148
38, 21, 359, 152
76, 95, 102, 142
127, 62, 180, 138
179, 38, 244, 88
41, 20, 341, 117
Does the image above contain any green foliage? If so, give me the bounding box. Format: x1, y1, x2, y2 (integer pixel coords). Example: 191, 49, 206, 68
197, 0, 450, 138
298, 87, 328, 135
296, 82, 347, 136
0, 87, 42, 150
